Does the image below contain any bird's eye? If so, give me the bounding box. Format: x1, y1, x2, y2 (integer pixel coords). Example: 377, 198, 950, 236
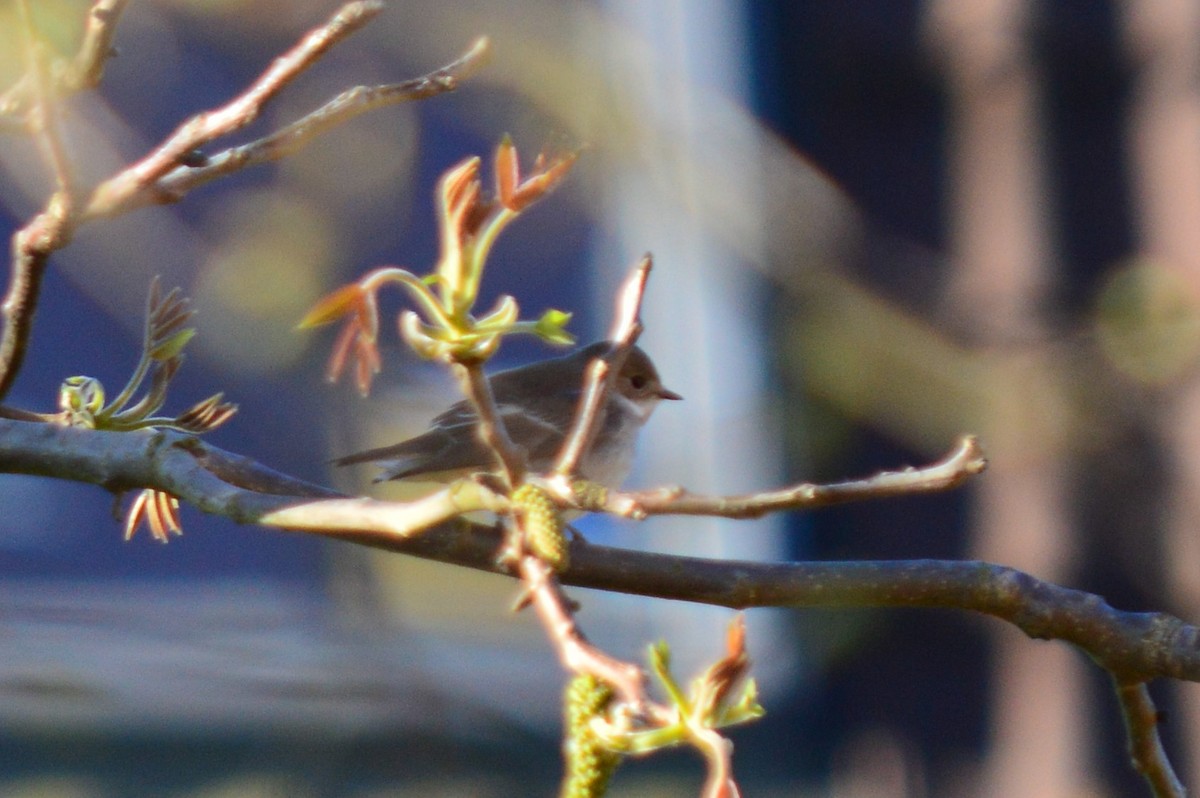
629, 374, 648, 390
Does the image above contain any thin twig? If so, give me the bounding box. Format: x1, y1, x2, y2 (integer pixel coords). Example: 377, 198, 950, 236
1115, 681, 1185, 798
16, 0, 76, 199
61, 0, 130, 91
82, 0, 385, 218
519, 553, 647, 708
450, 360, 527, 488
0, 241, 45, 401
553, 254, 652, 479
599, 435, 986, 519
523, 548, 746, 789
0, 0, 129, 125
150, 37, 491, 205
0, 2, 80, 401
0, 211, 61, 400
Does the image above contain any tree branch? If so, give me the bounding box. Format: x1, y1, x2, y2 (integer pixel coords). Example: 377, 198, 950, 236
16, 0, 77, 200
0, 2, 486, 402
1115, 681, 1186, 798
2, 417, 1198, 688
450, 359, 526, 489
61, 0, 130, 91
0, 0, 129, 127
82, 0, 385, 218
148, 36, 491, 205
601, 434, 986, 519
519, 553, 647, 708
0, 0, 86, 401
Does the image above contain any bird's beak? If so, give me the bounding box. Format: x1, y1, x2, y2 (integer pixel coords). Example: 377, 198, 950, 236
658, 387, 683, 401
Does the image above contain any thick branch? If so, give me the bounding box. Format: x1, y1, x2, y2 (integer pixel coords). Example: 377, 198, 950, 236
2, 418, 1199, 687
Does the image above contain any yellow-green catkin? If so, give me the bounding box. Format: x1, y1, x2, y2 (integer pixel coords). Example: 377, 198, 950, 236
513, 483, 568, 570
561, 674, 621, 798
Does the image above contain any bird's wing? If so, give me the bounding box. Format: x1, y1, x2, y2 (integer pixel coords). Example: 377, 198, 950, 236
429, 393, 576, 468
334, 402, 566, 481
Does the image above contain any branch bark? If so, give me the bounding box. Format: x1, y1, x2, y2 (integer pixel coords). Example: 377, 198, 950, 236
149, 36, 490, 205
2, 417, 1199, 688
81, 0, 385, 218
1116, 681, 1186, 798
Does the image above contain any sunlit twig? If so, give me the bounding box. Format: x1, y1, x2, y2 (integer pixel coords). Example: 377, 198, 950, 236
151, 36, 491, 205
1115, 681, 1185, 798
82, 0, 386, 217
552, 254, 652, 481
519, 554, 647, 708
0, 0, 129, 126
595, 435, 986, 519
450, 360, 527, 490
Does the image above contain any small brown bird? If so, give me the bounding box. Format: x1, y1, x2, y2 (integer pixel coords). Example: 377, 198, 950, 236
334, 341, 681, 486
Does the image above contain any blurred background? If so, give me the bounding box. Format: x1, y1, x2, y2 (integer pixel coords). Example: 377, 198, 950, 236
0, 0, 1196, 795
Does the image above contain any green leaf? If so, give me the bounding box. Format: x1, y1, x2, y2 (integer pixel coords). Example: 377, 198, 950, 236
474, 295, 519, 331
399, 310, 446, 360
534, 308, 575, 344
148, 327, 196, 361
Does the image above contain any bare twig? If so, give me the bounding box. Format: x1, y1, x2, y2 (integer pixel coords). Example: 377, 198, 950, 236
519, 553, 647, 708
0, 191, 72, 402
16, 0, 76, 199
524, 548, 751, 791
600, 434, 986, 519
83, 0, 384, 218
553, 254, 652, 479
451, 360, 527, 489
509, 258, 659, 755
0, 0, 129, 126
152, 36, 491, 204
0, 1, 82, 400
1115, 682, 1186, 798
61, 0, 130, 91
0, 404, 46, 421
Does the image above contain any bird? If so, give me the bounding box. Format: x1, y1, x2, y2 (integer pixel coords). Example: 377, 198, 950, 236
333, 341, 681, 487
